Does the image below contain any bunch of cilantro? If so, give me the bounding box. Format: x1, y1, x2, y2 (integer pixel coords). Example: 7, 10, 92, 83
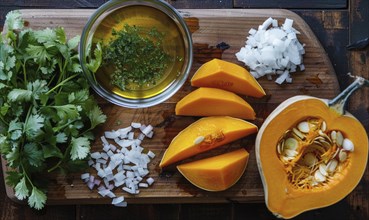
0, 11, 106, 209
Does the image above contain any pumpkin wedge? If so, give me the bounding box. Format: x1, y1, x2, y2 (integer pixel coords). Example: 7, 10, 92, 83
175, 87, 256, 119
177, 148, 249, 191
191, 58, 266, 97
255, 76, 369, 219
159, 116, 257, 168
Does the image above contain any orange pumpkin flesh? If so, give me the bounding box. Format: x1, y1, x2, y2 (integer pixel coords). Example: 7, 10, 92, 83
177, 148, 249, 191
175, 87, 256, 119
255, 95, 368, 219
191, 58, 266, 98
159, 116, 257, 168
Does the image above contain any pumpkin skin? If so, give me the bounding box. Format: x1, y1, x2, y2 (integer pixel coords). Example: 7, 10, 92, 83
191, 58, 266, 97
175, 87, 256, 119
160, 116, 257, 168
177, 148, 249, 191
255, 95, 368, 219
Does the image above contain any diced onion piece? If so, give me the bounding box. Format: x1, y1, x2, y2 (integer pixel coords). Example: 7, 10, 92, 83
142, 125, 153, 136
112, 196, 125, 205
139, 183, 149, 188
114, 201, 128, 207
87, 181, 95, 190
98, 189, 111, 197
147, 177, 154, 186
81, 173, 90, 180
90, 152, 101, 159
147, 151, 155, 159
131, 122, 141, 128
104, 130, 120, 139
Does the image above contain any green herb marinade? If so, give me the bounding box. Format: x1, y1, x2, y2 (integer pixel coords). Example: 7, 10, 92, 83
0, 11, 106, 209
102, 24, 171, 91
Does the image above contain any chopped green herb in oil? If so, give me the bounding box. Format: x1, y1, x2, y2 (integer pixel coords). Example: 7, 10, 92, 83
102, 24, 170, 91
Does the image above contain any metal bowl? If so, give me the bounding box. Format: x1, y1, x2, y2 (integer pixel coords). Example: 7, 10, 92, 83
79, 0, 193, 108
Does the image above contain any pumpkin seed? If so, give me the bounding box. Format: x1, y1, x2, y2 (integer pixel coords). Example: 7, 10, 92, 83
314, 170, 326, 182
336, 131, 344, 147
330, 131, 337, 143
292, 128, 305, 139
277, 141, 282, 154
319, 164, 328, 176
194, 136, 205, 145
284, 137, 298, 151
343, 138, 354, 152
304, 152, 317, 167
321, 121, 327, 132
338, 149, 347, 162
326, 159, 338, 173
297, 121, 310, 133
285, 149, 298, 157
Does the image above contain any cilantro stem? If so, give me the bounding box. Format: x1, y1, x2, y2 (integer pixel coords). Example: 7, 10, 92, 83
23, 61, 27, 85
0, 115, 9, 125
52, 118, 78, 133
48, 160, 62, 173
46, 73, 79, 95
20, 162, 35, 188
48, 143, 72, 173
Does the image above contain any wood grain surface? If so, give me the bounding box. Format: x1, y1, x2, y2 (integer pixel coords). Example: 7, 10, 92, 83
2, 8, 340, 205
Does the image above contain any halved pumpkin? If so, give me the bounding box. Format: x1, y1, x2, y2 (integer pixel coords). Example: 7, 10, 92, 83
191, 58, 266, 97
177, 148, 249, 191
255, 91, 368, 219
159, 116, 257, 168
175, 87, 256, 119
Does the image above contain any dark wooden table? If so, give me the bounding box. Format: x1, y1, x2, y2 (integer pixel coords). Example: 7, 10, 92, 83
1, 1, 368, 219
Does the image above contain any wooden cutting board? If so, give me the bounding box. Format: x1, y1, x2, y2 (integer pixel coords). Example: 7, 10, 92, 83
2, 9, 339, 205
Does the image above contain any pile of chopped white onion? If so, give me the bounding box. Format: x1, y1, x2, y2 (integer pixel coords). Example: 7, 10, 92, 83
236, 17, 305, 84
81, 122, 156, 207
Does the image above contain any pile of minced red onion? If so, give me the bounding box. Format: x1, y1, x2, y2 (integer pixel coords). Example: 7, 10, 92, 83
81, 122, 156, 207
236, 17, 305, 84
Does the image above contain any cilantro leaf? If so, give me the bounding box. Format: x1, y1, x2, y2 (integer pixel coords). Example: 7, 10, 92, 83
26, 45, 51, 64
0, 135, 10, 154
88, 105, 106, 129
14, 176, 29, 200
70, 136, 90, 160
71, 62, 82, 73
28, 187, 46, 210
24, 143, 44, 167
42, 144, 63, 159
56, 132, 67, 143
86, 42, 102, 73
25, 114, 45, 139
68, 89, 89, 104
8, 119, 23, 132
8, 120, 23, 140
52, 104, 80, 120
0, 103, 10, 115
27, 80, 49, 98
5, 171, 23, 187
6, 145, 20, 167
55, 27, 67, 44
7, 88, 32, 102
34, 28, 57, 44
67, 35, 80, 49
0, 43, 16, 81
5, 10, 24, 31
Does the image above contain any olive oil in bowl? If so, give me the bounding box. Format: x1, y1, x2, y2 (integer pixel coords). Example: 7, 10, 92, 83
92, 5, 186, 99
